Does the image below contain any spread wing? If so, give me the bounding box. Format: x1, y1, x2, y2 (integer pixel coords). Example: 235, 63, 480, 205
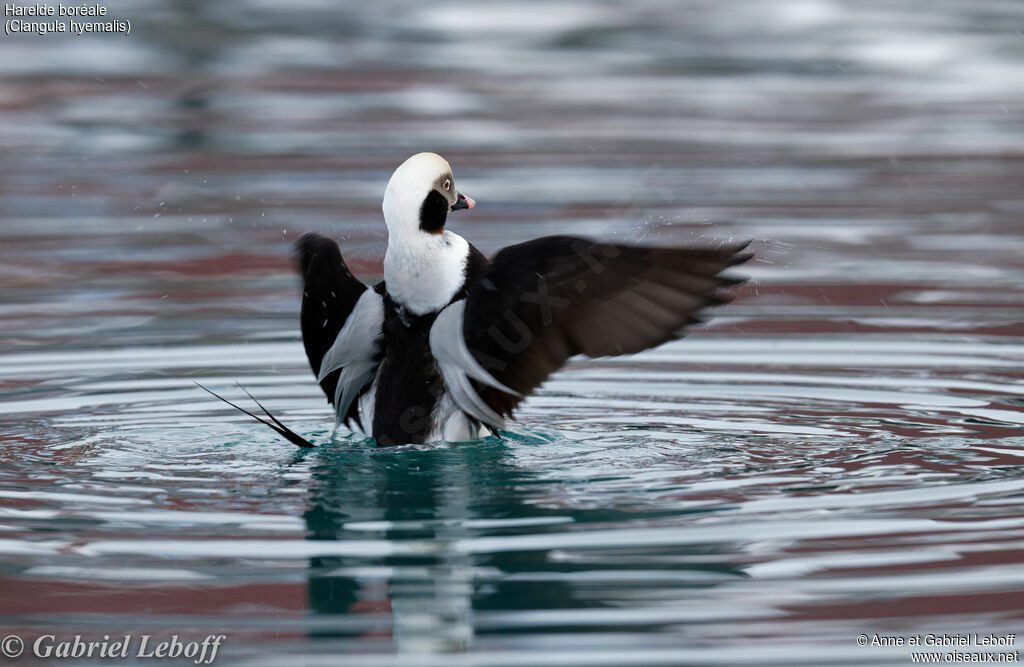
429, 235, 752, 429
295, 232, 383, 428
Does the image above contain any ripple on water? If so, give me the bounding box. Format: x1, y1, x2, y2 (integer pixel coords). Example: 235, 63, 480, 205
2, 0, 1024, 663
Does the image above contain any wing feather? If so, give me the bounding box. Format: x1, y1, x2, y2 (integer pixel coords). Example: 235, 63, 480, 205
431, 235, 752, 424
295, 232, 383, 428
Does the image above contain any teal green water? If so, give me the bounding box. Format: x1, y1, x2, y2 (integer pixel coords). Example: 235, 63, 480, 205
1, 0, 1023, 664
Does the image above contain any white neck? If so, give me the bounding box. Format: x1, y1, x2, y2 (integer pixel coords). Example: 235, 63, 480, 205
381, 153, 468, 316
384, 230, 469, 316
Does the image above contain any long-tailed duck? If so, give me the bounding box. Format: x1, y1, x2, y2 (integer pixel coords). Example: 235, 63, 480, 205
290, 152, 751, 446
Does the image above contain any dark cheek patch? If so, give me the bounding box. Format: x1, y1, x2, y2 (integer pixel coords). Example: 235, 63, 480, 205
419, 190, 449, 234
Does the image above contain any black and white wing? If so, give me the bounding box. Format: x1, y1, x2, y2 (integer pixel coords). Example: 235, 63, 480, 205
429, 235, 752, 429
295, 232, 384, 429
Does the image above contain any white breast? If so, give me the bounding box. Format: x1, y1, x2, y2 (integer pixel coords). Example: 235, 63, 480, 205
383, 231, 469, 315
429, 391, 493, 442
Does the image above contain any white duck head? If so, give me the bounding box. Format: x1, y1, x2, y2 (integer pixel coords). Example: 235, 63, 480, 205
381, 153, 477, 315
382, 152, 475, 244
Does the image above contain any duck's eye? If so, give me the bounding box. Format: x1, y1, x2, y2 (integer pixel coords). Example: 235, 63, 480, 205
443, 179, 451, 191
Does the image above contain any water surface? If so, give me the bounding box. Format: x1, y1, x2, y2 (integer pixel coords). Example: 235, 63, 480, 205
1, 1, 1023, 664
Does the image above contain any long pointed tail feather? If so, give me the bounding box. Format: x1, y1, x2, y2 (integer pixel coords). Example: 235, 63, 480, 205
195, 381, 316, 449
